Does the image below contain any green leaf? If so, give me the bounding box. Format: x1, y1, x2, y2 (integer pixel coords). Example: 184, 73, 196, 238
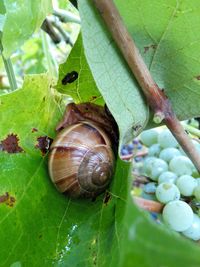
0, 74, 63, 266
0, 2, 5, 38
56, 34, 104, 105
147, 1, 200, 121
21, 36, 46, 74
113, 0, 200, 122
0, 1, 6, 14
79, 0, 149, 149
79, 0, 200, 142
1, 74, 200, 267
2, 0, 52, 58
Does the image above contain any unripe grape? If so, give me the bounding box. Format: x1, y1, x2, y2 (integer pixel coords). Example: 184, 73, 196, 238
148, 144, 161, 157
163, 200, 193, 232
144, 158, 168, 181
176, 175, 197, 196
159, 148, 181, 163
158, 171, 177, 184
143, 182, 157, 194
158, 129, 178, 148
169, 156, 194, 176
156, 182, 180, 204
142, 157, 157, 174
140, 129, 158, 147
182, 214, 200, 241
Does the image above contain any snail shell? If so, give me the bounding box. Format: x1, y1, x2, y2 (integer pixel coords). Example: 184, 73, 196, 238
48, 121, 115, 198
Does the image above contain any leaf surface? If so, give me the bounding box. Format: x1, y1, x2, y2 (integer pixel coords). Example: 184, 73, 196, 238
2, 0, 200, 266
1, 75, 200, 267
79, 0, 149, 148
79, 0, 200, 144
2, 0, 52, 57
56, 34, 103, 105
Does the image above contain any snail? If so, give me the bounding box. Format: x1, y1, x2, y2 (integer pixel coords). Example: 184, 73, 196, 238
48, 102, 118, 198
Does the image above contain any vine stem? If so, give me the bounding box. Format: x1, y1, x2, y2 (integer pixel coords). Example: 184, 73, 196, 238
48, 17, 74, 47
0, 40, 17, 91
41, 30, 58, 78
93, 0, 200, 172
53, 8, 81, 24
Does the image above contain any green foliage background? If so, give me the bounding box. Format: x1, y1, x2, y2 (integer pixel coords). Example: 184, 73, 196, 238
1, 0, 200, 267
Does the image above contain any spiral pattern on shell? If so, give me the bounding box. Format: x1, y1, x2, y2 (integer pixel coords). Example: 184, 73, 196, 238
48, 121, 115, 198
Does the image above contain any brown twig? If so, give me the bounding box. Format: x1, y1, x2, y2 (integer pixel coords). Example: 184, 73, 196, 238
53, 8, 81, 24
121, 149, 148, 161
93, 0, 200, 172
41, 19, 61, 44
133, 196, 164, 213
48, 17, 73, 47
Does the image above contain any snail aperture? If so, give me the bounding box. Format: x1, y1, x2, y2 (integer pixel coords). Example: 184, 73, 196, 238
48, 120, 115, 198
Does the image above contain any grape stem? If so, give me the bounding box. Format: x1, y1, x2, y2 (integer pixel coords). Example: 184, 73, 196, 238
133, 196, 164, 213
93, 0, 200, 172
121, 150, 148, 161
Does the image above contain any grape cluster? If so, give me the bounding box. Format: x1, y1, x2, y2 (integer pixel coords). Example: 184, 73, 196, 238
121, 139, 143, 161
139, 128, 200, 241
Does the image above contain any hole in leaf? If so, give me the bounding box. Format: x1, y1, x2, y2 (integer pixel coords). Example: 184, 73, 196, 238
35, 136, 53, 156
62, 71, 78, 85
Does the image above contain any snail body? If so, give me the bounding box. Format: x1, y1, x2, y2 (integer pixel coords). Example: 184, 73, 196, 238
48, 120, 115, 198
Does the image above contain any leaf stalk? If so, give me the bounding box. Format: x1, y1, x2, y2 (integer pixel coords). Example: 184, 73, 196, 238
0, 40, 17, 91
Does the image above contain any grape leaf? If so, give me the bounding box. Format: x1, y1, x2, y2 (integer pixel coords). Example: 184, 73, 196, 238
1, 0, 52, 58
56, 32, 148, 152
114, 0, 200, 122
79, 0, 149, 149
79, 0, 200, 145
21, 37, 46, 74
2, 1, 200, 264
1, 74, 200, 267
56, 34, 104, 105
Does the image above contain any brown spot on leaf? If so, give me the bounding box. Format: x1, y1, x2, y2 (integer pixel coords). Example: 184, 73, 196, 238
195, 75, 200, 80
103, 192, 111, 205
35, 136, 53, 156
0, 192, 16, 207
62, 71, 78, 85
31, 128, 38, 133
0, 134, 24, 153
144, 44, 157, 53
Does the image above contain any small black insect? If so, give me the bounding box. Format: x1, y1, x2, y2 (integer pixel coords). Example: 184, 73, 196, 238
62, 71, 78, 85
